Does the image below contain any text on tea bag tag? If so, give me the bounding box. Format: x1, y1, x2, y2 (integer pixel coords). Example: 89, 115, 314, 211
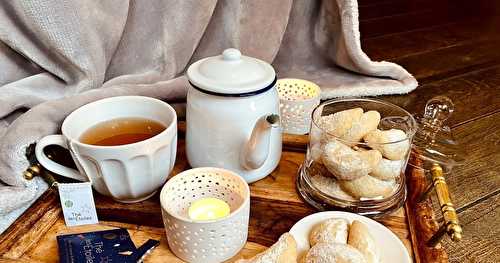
58, 182, 98, 226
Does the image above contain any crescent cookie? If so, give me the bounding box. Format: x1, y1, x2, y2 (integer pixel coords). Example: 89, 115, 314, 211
310, 175, 356, 201
363, 129, 410, 160
321, 140, 372, 180
342, 111, 381, 144
236, 233, 297, 263
309, 218, 350, 246
348, 220, 380, 263
370, 158, 403, 180
357, 149, 383, 170
318, 108, 364, 138
303, 242, 366, 263
310, 142, 323, 162
339, 175, 395, 199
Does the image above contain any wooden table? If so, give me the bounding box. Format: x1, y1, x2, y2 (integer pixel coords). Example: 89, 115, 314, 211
1, 0, 499, 262
358, 1, 500, 261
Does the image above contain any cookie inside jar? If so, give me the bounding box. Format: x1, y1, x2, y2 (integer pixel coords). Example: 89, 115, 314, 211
298, 99, 417, 216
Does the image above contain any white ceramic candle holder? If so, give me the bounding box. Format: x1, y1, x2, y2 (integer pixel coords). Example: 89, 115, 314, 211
160, 167, 250, 263
277, 78, 321, 135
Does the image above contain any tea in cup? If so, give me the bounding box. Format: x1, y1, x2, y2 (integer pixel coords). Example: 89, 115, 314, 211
35, 96, 177, 203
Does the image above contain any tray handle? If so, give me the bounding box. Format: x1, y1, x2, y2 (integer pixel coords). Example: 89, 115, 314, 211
425, 163, 462, 246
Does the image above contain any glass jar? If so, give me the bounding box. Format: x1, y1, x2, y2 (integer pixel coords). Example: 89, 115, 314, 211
297, 98, 417, 217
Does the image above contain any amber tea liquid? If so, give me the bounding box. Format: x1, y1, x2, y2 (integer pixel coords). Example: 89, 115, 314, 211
79, 117, 166, 146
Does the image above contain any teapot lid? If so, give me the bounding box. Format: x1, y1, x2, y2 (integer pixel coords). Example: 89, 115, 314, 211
410, 96, 466, 169
186, 48, 276, 95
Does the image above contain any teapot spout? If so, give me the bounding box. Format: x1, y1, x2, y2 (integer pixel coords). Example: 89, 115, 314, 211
240, 114, 280, 170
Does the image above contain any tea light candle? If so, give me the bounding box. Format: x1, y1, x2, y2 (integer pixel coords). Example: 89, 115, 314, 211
188, 197, 230, 221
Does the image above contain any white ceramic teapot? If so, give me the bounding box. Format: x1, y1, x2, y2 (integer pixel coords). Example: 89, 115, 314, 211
186, 48, 282, 183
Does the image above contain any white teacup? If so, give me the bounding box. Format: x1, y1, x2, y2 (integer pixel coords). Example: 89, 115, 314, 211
35, 96, 177, 203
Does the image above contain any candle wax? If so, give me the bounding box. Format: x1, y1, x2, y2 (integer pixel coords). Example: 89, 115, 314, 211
188, 197, 230, 221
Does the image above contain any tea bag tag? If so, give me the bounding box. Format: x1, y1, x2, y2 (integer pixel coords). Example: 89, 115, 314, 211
58, 182, 99, 226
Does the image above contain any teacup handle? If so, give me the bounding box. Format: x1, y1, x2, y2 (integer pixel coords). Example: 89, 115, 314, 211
35, 135, 88, 182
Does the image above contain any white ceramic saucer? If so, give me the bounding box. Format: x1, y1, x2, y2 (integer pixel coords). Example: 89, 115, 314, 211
289, 211, 411, 262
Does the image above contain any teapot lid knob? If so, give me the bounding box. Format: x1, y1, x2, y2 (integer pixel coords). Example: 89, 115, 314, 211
222, 48, 241, 61
186, 47, 275, 94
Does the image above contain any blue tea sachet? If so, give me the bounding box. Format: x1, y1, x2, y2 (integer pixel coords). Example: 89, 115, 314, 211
57, 228, 159, 263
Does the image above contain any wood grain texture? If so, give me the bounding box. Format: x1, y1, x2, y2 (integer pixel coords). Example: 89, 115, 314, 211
359, 0, 436, 20
406, 155, 448, 263
358, 0, 493, 40
382, 65, 500, 127
249, 197, 315, 246
442, 192, 500, 263
0, 259, 27, 263
395, 39, 500, 83
17, 219, 267, 263
359, 0, 478, 39
433, 112, 500, 212
363, 18, 498, 61
0, 189, 60, 259
425, 110, 500, 263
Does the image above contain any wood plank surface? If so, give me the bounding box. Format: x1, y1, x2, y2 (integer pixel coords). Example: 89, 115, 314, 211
382, 65, 500, 127
363, 18, 498, 61
394, 39, 500, 83
359, 0, 478, 40
358, 0, 490, 40
437, 112, 500, 210
442, 192, 500, 263
359, 0, 435, 20
360, 9, 456, 39
358, 2, 500, 260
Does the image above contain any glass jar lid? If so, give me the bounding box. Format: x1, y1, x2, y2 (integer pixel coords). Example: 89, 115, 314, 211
186, 48, 276, 95
410, 96, 465, 168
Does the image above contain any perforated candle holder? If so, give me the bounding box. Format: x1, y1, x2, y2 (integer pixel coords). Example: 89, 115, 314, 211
160, 167, 250, 263
277, 78, 321, 135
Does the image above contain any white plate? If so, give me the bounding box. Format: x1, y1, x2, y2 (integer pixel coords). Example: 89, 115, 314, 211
289, 211, 411, 262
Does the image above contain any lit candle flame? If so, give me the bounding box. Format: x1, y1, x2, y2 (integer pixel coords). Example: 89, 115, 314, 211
188, 197, 230, 221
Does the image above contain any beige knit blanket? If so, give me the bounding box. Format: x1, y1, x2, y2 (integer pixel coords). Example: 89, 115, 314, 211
0, 0, 416, 230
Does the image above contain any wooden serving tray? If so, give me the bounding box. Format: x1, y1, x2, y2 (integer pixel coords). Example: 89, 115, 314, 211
0, 125, 448, 262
